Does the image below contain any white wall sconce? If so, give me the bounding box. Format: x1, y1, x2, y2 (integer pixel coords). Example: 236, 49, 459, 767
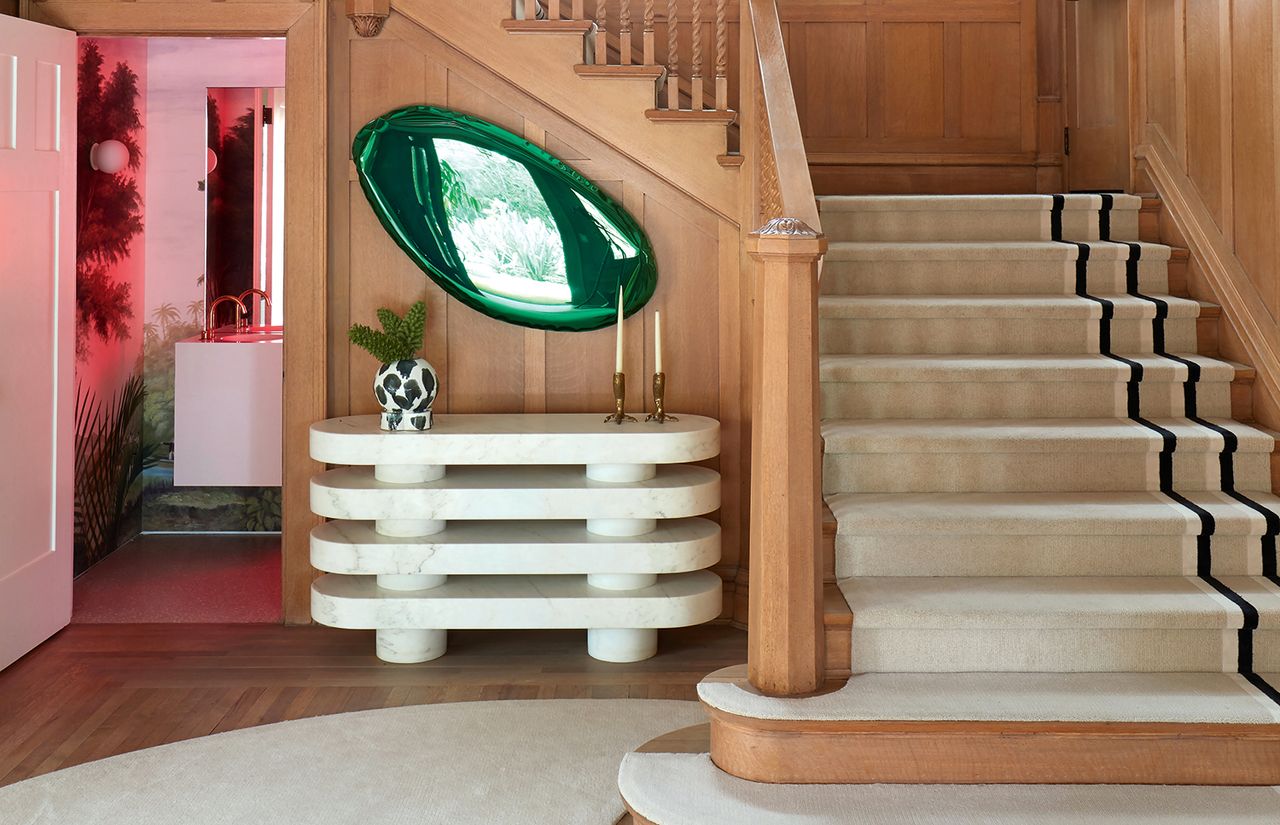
89, 139, 130, 173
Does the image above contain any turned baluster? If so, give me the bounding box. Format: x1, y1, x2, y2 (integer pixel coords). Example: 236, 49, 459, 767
690, 0, 704, 110
620, 1, 633, 65
643, 0, 656, 65
596, 0, 609, 64
715, 0, 728, 110
666, 0, 679, 109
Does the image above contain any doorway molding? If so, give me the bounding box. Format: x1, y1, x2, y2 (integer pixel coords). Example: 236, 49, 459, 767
21, 0, 327, 624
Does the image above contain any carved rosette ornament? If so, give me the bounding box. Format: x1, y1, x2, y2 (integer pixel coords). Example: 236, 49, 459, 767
346, 0, 389, 37
756, 217, 819, 238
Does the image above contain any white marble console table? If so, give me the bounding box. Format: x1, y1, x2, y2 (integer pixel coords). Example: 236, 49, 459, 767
308, 413, 722, 663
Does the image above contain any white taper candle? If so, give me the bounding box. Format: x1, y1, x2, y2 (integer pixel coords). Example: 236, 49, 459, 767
654, 310, 663, 374
615, 286, 624, 372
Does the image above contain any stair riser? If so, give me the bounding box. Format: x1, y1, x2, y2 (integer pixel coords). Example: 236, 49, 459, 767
819, 259, 1168, 296
822, 451, 1271, 494
850, 628, 1280, 673
819, 209, 1140, 244
820, 380, 1230, 420
836, 534, 1261, 578
819, 317, 1197, 355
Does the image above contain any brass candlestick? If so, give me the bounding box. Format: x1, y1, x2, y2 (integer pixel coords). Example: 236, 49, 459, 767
645, 372, 679, 423
603, 371, 637, 424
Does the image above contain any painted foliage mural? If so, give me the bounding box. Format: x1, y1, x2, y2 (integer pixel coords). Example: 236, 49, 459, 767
74, 39, 147, 573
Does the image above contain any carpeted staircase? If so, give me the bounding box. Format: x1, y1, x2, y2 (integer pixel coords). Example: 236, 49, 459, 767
621, 194, 1280, 821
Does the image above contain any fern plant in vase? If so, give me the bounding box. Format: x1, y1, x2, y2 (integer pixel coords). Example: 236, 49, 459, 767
349, 300, 438, 431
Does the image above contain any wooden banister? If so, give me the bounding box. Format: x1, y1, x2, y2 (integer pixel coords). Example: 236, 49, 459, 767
747, 0, 819, 231
745, 217, 826, 697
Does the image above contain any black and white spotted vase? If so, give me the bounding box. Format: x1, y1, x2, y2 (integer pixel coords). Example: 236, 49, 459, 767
374, 358, 438, 431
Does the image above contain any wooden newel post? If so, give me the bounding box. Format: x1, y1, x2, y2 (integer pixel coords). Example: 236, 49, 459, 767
746, 217, 827, 697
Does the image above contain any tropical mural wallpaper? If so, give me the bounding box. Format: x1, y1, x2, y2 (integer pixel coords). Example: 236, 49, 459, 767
73, 40, 281, 575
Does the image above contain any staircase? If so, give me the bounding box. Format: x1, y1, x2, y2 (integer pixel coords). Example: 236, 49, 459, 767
621, 194, 1280, 821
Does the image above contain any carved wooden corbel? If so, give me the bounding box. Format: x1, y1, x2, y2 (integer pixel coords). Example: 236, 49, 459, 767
346, 0, 390, 37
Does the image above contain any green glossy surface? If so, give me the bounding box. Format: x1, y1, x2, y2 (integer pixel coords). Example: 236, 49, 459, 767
353, 106, 657, 332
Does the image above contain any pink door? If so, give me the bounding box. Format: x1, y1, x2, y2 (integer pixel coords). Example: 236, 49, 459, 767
0, 15, 76, 670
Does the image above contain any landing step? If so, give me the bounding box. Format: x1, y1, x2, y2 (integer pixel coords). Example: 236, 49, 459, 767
620, 752, 1280, 820
644, 108, 737, 125
501, 19, 595, 33
820, 353, 1238, 384
693, 664, 1280, 785
574, 63, 665, 80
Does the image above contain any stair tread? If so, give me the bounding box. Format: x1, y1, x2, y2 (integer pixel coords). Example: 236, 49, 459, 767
819, 293, 1203, 318
817, 193, 1144, 212
820, 353, 1239, 383
821, 417, 1275, 454
621, 751, 1280, 824
826, 490, 1280, 536
825, 239, 1171, 261
698, 665, 1280, 724
837, 575, 1280, 630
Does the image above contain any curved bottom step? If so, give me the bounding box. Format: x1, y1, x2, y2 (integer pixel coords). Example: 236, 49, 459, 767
619, 752, 1280, 824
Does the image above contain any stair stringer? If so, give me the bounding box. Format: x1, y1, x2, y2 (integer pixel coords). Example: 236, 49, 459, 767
386, 1, 739, 221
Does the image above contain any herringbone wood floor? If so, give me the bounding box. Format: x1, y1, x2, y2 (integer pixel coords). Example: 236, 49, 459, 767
0, 622, 745, 787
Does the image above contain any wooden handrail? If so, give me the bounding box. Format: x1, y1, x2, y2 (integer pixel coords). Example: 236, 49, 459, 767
747, 0, 820, 232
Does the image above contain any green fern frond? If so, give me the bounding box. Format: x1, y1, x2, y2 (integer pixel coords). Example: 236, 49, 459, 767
348, 300, 427, 363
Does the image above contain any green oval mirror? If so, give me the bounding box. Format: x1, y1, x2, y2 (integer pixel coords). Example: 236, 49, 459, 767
352, 106, 657, 332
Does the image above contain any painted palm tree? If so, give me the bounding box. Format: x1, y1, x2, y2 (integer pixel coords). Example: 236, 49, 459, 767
152, 302, 181, 336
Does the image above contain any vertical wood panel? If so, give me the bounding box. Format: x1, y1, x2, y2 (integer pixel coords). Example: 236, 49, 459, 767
958, 22, 1021, 141
1185, 0, 1224, 224
1231, 0, 1279, 318
1144, 0, 1177, 143
802, 22, 866, 139
881, 23, 944, 139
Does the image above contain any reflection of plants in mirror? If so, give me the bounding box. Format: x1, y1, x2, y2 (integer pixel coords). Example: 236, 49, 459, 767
348, 300, 426, 363
353, 106, 657, 331
242, 487, 282, 532
74, 375, 145, 569
76, 41, 144, 361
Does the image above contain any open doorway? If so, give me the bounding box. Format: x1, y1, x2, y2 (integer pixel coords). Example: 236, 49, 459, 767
71, 37, 287, 623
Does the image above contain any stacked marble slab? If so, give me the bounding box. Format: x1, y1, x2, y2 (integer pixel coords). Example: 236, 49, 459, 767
308, 413, 723, 663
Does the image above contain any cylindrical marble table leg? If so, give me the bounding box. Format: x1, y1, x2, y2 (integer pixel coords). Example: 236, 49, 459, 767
373, 463, 448, 663
585, 462, 659, 662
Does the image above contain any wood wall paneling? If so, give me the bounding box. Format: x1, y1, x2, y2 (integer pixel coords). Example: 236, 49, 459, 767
334, 11, 746, 607
1121, 0, 1280, 442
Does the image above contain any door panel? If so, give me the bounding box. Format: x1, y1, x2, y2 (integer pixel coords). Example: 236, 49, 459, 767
0, 15, 76, 671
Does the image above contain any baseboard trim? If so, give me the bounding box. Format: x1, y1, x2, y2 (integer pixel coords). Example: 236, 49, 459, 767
706, 704, 1280, 785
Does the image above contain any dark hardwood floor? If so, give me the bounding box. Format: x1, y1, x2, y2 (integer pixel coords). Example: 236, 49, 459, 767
0, 622, 746, 788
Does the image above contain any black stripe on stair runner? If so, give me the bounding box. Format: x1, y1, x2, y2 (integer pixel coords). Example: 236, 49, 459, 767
1052, 195, 1280, 705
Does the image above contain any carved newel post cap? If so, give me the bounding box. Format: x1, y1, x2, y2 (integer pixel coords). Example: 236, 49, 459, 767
747, 217, 827, 258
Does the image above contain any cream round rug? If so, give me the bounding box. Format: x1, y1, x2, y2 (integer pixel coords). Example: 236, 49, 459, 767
0, 699, 705, 825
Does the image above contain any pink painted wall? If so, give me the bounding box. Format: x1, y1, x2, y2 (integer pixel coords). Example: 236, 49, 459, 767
143, 38, 284, 326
